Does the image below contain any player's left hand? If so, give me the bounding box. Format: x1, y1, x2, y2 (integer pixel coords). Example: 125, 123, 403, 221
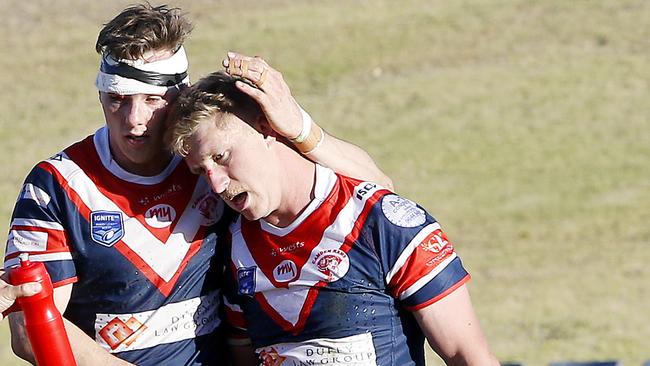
222, 52, 303, 139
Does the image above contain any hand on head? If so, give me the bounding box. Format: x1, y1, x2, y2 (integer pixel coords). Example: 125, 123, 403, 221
222, 52, 305, 141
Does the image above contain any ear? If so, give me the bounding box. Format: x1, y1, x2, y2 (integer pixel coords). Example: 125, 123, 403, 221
255, 114, 277, 137
254, 115, 278, 146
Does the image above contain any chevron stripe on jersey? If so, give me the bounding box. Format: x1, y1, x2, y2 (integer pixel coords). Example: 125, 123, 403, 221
4, 127, 228, 365
226, 165, 470, 365
230, 166, 387, 332
32, 151, 218, 295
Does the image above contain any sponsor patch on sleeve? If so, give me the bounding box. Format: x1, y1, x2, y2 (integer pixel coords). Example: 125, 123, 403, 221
381, 194, 426, 228
418, 228, 455, 268
7, 230, 48, 252
237, 266, 257, 296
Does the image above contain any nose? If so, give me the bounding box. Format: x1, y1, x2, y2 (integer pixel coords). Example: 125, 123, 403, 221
124, 100, 151, 129
205, 165, 230, 194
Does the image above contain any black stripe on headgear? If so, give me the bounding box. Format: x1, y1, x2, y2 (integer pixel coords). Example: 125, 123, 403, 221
100, 59, 187, 87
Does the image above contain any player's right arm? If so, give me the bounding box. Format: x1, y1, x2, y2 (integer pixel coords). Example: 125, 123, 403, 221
6, 162, 133, 366
9, 285, 133, 365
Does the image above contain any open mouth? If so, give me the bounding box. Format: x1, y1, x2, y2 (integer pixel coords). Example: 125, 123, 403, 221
229, 192, 248, 211
125, 135, 149, 146
126, 135, 147, 141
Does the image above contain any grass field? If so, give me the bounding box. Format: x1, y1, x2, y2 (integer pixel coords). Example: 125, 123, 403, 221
1, 0, 649, 365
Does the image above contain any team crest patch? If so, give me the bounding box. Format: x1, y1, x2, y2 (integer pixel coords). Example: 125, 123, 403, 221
381, 194, 426, 228
90, 211, 124, 247
193, 192, 224, 226
237, 266, 257, 296
312, 249, 350, 282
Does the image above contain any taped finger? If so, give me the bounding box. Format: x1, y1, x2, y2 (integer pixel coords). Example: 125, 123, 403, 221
240, 59, 249, 78
256, 67, 268, 87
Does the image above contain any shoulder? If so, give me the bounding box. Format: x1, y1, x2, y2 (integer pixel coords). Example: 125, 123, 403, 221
373, 193, 430, 229
29, 134, 95, 178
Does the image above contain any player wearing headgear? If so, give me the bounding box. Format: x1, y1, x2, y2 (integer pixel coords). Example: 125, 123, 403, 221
5, 4, 390, 366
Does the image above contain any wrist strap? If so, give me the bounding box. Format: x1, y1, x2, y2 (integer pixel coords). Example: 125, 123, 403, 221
297, 125, 324, 154
291, 107, 313, 143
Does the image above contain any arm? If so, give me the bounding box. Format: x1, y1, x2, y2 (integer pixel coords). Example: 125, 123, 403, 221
223, 52, 394, 190
411, 285, 499, 366
9, 283, 134, 366
301, 130, 394, 189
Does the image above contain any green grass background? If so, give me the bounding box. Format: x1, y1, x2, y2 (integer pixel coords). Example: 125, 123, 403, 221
1, 0, 648, 365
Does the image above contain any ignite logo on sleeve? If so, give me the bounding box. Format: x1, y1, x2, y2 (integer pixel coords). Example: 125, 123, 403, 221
90, 211, 124, 247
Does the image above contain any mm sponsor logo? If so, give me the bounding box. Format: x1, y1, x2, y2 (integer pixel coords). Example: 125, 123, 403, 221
273, 260, 298, 283
144, 204, 176, 228
90, 211, 124, 247
98, 316, 147, 350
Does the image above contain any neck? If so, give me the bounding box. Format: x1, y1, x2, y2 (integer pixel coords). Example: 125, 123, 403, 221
110, 145, 174, 177
128, 154, 174, 176
264, 145, 317, 228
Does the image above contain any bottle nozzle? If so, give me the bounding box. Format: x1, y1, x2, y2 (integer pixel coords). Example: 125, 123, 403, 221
18, 253, 30, 266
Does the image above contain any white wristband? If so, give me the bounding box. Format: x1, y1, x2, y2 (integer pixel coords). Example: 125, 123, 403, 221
292, 106, 313, 143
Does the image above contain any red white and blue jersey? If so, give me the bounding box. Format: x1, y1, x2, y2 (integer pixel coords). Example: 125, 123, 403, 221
4, 126, 230, 365
225, 165, 470, 366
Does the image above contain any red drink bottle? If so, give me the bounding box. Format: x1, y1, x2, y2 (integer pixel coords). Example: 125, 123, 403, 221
9, 253, 77, 366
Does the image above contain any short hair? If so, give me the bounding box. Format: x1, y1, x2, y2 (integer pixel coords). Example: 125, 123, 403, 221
167, 71, 263, 157
96, 3, 193, 60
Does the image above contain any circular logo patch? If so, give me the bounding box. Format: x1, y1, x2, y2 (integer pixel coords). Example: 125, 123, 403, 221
312, 249, 350, 282
144, 204, 176, 228
381, 194, 426, 228
273, 260, 298, 283
194, 193, 224, 226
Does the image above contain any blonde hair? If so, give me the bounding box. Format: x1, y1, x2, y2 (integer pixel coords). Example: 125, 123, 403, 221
167, 72, 261, 156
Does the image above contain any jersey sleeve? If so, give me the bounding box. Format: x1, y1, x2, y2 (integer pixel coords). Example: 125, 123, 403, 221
4, 160, 77, 287
369, 193, 470, 311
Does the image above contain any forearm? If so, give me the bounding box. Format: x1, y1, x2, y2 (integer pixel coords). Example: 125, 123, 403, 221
63, 318, 135, 365
9, 312, 133, 366
297, 127, 394, 190
9, 312, 36, 364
